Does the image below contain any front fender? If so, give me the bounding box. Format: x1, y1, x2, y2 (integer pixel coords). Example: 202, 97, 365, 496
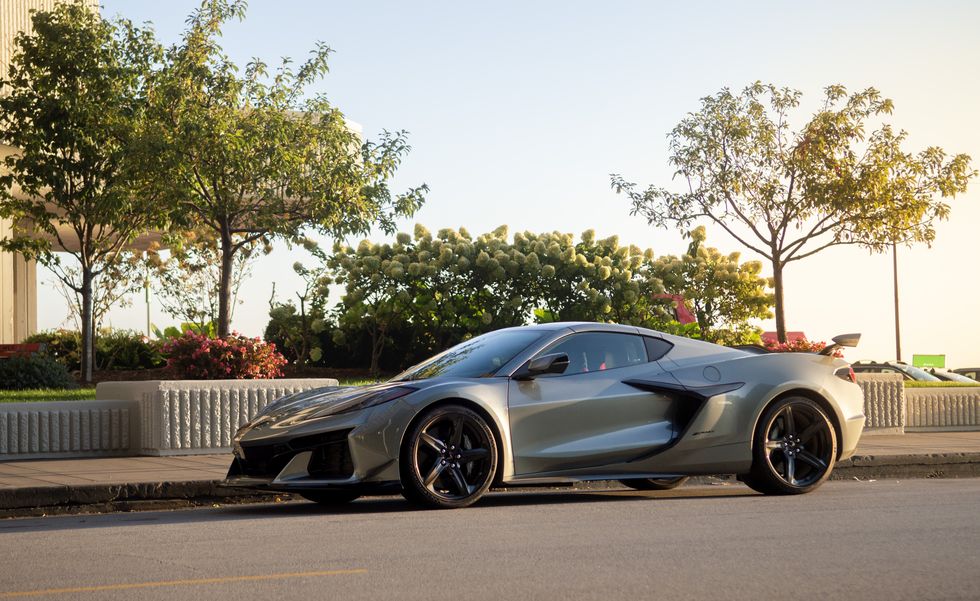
388, 379, 514, 481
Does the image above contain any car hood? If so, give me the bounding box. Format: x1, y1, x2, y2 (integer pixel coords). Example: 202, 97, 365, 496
254, 382, 406, 423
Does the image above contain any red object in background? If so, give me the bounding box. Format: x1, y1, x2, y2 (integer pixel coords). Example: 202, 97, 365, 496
761, 331, 808, 345
655, 294, 697, 325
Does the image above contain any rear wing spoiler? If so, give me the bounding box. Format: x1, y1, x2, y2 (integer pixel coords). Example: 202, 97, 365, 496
818, 333, 861, 356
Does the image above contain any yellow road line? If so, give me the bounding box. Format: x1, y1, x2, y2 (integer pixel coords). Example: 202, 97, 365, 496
0, 569, 368, 598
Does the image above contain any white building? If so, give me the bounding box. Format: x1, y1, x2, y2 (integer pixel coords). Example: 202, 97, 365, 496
0, 0, 98, 343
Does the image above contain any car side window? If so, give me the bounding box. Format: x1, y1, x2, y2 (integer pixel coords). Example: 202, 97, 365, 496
643, 337, 673, 362
538, 332, 648, 375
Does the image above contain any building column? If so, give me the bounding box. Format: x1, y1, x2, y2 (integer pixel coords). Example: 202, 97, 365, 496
0, 220, 15, 343
0, 219, 37, 343
14, 252, 37, 341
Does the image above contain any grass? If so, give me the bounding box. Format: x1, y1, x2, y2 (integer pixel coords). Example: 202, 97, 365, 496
0, 377, 383, 404
904, 381, 980, 388
0, 388, 97, 403
0, 379, 379, 403
336, 378, 383, 387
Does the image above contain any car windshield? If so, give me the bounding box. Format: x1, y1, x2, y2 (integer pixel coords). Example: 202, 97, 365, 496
891, 363, 941, 381
932, 369, 978, 383
392, 330, 545, 381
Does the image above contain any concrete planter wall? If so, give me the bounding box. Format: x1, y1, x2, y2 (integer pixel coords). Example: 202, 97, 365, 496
0, 400, 138, 460
97, 378, 339, 455
905, 387, 980, 431
855, 373, 905, 434
0, 378, 339, 461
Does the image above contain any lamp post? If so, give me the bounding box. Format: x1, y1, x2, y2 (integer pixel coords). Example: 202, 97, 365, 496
892, 242, 901, 362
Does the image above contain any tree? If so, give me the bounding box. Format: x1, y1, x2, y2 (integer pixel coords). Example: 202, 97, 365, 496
144, 0, 425, 337
510, 229, 668, 327
265, 237, 331, 365
654, 227, 772, 345
50, 251, 147, 333
325, 225, 673, 373
612, 83, 975, 341
0, 1, 164, 382
146, 229, 267, 333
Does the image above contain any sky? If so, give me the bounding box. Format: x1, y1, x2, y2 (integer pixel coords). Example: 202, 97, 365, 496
34, 0, 980, 366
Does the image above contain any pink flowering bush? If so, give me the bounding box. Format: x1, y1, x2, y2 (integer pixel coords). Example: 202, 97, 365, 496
764, 338, 843, 358
162, 331, 287, 379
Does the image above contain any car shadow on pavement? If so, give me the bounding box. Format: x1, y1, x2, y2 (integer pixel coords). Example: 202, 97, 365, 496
0, 485, 759, 534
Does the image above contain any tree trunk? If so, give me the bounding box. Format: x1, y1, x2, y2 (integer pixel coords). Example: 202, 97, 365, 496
771, 259, 787, 343
80, 267, 95, 384
217, 227, 234, 338
369, 323, 385, 377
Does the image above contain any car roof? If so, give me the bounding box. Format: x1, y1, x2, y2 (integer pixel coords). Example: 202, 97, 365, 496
496, 322, 668, 336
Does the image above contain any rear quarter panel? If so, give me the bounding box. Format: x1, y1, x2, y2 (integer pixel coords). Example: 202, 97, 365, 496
642, 352, 864, 473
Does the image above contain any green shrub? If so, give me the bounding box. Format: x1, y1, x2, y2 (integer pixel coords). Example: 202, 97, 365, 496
22, 329, 81, 370
97, 329, 165, 370
0, 355, 77, 390
23, 329, 165, 371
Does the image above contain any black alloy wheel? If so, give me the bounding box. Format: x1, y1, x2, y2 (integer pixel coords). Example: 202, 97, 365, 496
401, 405, 498, 509
743, 396, 837, 495
620, 476, 690, 491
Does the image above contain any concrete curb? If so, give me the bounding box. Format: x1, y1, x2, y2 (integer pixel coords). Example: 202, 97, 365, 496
832, 452, 980, 480
2, 453, 978, 518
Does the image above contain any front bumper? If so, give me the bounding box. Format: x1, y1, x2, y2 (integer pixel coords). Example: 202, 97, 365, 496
222, 399, 411, 493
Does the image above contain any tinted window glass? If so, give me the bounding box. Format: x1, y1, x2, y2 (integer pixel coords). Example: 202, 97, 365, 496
643, 337, 673, 361
393, 330, 544, 380
892, 364, 941, 382
539, 332, 648, 375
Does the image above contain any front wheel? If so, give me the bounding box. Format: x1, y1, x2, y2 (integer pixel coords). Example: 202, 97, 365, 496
401, 405, 498, 509
620, 476, 689, 491
743, 396, 837, 495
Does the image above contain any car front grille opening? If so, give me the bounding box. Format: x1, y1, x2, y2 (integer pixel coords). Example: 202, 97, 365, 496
301, 430, 355, 480
238, 442, 295, 479
238, 429, 355, 480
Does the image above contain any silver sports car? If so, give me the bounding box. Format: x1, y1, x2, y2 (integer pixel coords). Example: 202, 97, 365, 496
225, 322, 865, 508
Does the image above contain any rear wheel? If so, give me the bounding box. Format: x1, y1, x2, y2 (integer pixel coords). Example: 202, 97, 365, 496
300, 491, 361, 506
401, 405, 498, 509
743, 396, 837, 495
620, 476, 689, 491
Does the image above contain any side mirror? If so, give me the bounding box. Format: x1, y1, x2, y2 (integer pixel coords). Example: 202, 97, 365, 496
516, 353, 570, 380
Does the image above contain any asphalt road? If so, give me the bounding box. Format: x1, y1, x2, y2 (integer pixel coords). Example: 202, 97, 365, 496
1, 479, 979, 601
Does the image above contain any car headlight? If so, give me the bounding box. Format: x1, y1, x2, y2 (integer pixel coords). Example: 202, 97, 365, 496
309, 385, 418, 418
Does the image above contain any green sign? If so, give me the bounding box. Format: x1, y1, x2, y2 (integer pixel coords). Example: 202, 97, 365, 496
912, 354, 945, 368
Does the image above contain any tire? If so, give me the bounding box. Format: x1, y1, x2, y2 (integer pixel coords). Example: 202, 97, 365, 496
744, 396, 837, 495
401, 404, 498, 509
300, 490, 361, 506
620, 476, 690, 491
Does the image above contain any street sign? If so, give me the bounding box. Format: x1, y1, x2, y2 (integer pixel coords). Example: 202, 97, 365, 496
912, 354, 945, 368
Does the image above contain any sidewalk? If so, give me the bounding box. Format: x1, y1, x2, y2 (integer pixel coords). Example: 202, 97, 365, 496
1, 432, 979, 515
855, 431, 980, 455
